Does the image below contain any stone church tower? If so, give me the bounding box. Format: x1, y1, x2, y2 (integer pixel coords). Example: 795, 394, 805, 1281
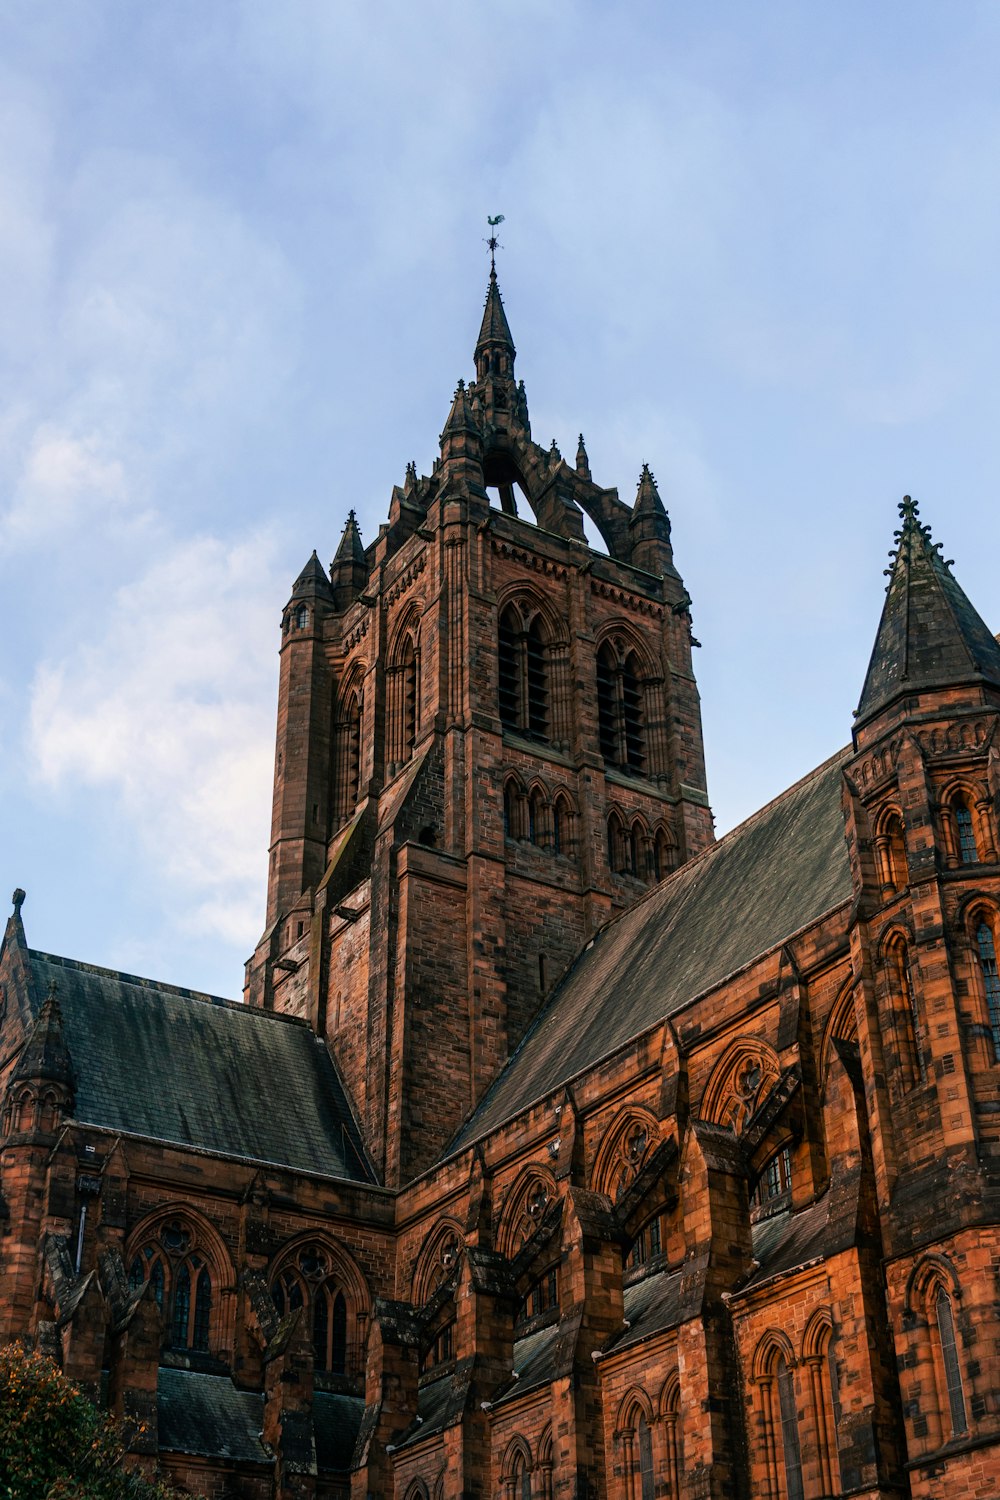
245, 267, 714, 1187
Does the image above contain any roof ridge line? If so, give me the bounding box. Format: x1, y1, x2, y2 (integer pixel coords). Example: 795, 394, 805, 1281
27, 950, 308, 1026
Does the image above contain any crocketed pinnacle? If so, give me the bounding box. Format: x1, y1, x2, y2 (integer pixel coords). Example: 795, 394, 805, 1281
855, 496, 1000, 727
633, 463, 667, 518
333, 511, 366, 567
475, 267, 515, 360
14, 981, 74, 1088
442, 378, 481, 438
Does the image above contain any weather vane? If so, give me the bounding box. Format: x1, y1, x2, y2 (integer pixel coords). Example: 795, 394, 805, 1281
486, 213, 505, 270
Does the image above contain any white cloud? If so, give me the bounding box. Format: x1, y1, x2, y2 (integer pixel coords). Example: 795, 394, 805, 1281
0, 424, 135, 552
28, 529, 283, 945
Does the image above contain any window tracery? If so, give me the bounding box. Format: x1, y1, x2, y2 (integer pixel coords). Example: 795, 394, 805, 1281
412, 1220, 463, 1307
702, 1042, 780, 1133
127, 1217, 215, 1354
593, 1111, 658, 1202
498, 1171, 556, 1259
269, 1240, 366, 1379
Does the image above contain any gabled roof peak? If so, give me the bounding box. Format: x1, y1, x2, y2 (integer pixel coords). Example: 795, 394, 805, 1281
855, 496, 1000, 730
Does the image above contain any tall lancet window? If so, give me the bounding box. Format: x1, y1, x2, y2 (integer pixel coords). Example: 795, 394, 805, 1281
498, 603, 549, 741
596, 639, 646, 774
387, 629, 419, 776
332, 683, 363, 826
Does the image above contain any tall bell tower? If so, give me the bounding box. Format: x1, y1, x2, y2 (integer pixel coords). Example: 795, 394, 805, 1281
246, 259, 714, 1186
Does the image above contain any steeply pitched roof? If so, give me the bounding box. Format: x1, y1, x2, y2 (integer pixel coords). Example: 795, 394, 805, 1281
333, 511, 366, 567
855, 496, 1000, 729
28, 951, 373, 1182
452, 747, 853, 1150
291, 549, 334, 601
475, 267, 515, 355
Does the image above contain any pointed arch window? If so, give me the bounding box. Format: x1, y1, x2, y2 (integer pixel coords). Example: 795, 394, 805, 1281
552, 792, 576, 858
876, 809, 908, 897
884, 933, 927, 1088
498, 605, 549, 742
776, 1356, 804, 1500
935, 1286, 967, 1439
803, 1316, 840, 1496
636, 1414, 654, 1500
975, 918, 1000, 1062
955, 796, 978, 864
128, 1223, 213, 1353
652, 825, 678, 882
596, 640, 646, 774
332, 683, 362, 826
270, 1243, 361, 1378
387, 631, 419, 774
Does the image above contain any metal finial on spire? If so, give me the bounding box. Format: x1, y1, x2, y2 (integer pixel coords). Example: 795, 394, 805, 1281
485, 214, 505, 270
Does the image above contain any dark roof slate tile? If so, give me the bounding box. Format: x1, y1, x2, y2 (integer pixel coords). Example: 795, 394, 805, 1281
453, 749, 853, 1149
157, 1369, 267, 1464
29, 951, 372, 1182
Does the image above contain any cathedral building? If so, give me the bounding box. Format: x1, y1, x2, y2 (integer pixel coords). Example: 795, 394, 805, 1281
2, 266, 1000, 1500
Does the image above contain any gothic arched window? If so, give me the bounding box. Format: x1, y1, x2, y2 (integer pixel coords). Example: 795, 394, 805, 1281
803, 1313, 841, 1497
607, 809, 627, 874
498, 604, 549, 742
953, 794, 979, 864
884, 932, 926, 1088
652, 824, 678, 881
127, 1219, 214, 1353
387, 630, 419, 775
270, 1241, 364, 1378
596, 639, 646, 774
332, 682, 362, 826
876, 807, 907, 897
934, 1285, 968, 1440
974, 916, 1000, 1062
552, 792, 576, 858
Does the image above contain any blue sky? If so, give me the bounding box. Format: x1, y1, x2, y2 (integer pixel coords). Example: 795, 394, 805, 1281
2, 1, 999, 998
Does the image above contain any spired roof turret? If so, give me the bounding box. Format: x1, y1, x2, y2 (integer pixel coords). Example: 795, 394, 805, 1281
475, 266, 515, 361
291, 549, 333, 601
855, 496, 1000, 731
632, 463, 668, 520
333, 511, 366, 568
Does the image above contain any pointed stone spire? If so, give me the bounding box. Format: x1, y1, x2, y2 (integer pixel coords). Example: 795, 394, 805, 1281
855, 497, 1000, 732
442, 378, 480, 438
628, 464, 674, 576
13, 981, 73, 1088
576, 434, 591, 481
475, 268, 515, 361
632, 463, 668, 520
291, 549, 333, 601
330, 511, 368, 609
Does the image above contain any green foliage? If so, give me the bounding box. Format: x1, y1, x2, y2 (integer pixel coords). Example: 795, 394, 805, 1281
0, 1344, 190, 1500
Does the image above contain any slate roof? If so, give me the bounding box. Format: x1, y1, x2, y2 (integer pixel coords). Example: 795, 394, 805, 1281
856, 497, 1000, 728
157, 1369, 268, 1464
314, 1391, 365, 1473
746, 1197, 830, 1289
28, 951, 373, 1181
453, 748, 854, 1148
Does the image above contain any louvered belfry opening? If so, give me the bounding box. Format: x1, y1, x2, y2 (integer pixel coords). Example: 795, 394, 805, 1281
597, 639, 646, 773
498, 604, 549, 742
387, 632, 419, 776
